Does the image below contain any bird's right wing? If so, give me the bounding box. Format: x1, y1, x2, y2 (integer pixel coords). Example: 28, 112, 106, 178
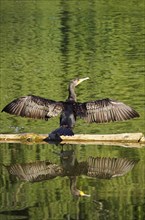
2, 95, 64, 120
87, 157, 138, 179
76, 98, 139, 123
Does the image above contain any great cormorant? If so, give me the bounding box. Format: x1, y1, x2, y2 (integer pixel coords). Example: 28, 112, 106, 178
2, 77, 139, 135
3, 153, 138, 197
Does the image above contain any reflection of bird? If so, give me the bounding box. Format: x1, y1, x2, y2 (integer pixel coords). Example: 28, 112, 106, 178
3, 152, 138, 197
3, 155, 138, 181
2, 77, 139, 136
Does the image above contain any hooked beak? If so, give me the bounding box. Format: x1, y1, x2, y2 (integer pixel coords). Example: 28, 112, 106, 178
77, 77, 89, 85
79, 190, 91, 197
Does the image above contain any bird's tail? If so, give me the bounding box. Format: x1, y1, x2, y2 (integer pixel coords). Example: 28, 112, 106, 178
43, 126, 74, 142
51, 126, 74, 136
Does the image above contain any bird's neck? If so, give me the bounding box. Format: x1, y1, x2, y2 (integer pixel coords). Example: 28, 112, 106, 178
67, 84, 76, 102
70, 176, 77, 191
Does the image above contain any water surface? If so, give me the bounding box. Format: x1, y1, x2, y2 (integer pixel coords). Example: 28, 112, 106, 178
0, 1, 144, 219
0, 0, 144, 134
0, 142, 145, 220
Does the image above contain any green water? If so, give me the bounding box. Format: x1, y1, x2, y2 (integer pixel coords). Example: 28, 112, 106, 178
0, 143, 145, 220
0, 0, 145, 219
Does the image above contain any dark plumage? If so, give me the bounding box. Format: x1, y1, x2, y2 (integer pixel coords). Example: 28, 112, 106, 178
87, 157, 137, 179
3, 153, 138, 197
2, 77, 139, 134
4, 157, 138, 180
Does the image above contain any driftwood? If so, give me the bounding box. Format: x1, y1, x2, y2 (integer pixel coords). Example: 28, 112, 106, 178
0, 133, 144, 147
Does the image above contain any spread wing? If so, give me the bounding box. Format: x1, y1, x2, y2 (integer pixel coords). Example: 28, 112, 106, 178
87, 157, 138, 179
2, 95, 64, 120
4, 161, 63, 182
76, 98, 139, 123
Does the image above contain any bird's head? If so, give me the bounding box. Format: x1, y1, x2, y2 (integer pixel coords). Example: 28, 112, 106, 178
78, 190, 91, 197
69, 176, 91, 197
67, 77, 89, 102
71, 77, 89, 87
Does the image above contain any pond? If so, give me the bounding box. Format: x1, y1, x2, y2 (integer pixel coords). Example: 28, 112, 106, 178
0, 142, 145, 220
0, 0, 144, 219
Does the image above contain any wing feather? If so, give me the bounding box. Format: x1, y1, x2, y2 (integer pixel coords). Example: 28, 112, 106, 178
76, 98, 139, 123
2, 95, 64, 120
87, 157, 138, 179
4, 161, 63, 182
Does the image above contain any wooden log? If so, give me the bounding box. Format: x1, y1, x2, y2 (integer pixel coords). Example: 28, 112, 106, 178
61, 133, 144, 142
0, 133, 145, 146
0, 133, 46, 142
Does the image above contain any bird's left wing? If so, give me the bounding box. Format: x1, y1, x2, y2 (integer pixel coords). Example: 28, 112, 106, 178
2, 95, 64, 120
4, 161, 63, 182
76, 98, 139, 123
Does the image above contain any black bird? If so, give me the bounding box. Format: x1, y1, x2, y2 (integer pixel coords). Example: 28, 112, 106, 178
4, 156, 138, 181
3, 154, 138, 197
2, 77, 139, 136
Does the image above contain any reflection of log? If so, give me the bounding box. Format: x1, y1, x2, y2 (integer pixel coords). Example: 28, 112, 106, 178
0, 133, 144, 145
